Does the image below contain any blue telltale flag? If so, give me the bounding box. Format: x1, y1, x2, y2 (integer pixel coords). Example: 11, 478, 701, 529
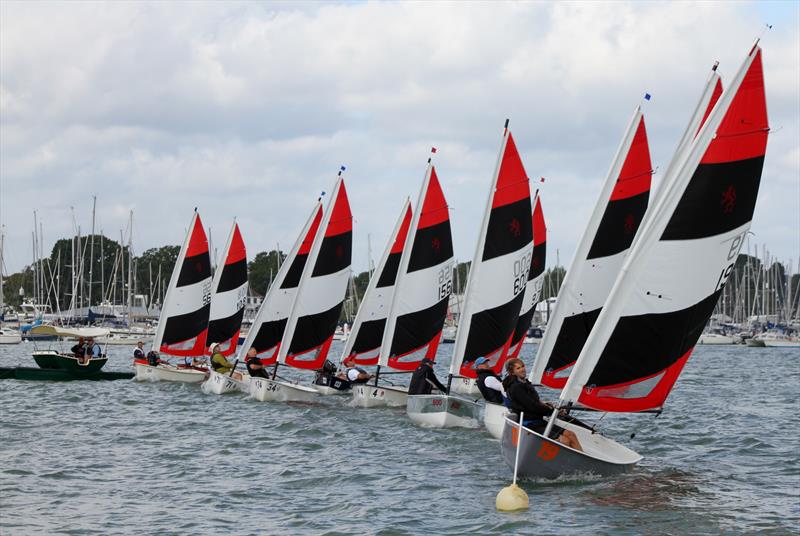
340, 165, 346, 172
644, 93, 652, 101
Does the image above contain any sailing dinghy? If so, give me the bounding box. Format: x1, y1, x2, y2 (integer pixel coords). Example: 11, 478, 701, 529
353, 158, 453, 408
135, 210, 212, 383
407, 122, 533, 428
501, 44, 769, 479
202, 222, 249, 395
484, 193, 546, 438
252, 173, 352, 402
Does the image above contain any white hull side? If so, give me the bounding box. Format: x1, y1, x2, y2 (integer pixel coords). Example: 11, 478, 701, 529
698, 333, 735, 345
314, 384, 350, 395
762, 338, 800, 348
451, 377, 481, 396
249, 377, 319, 402
406, 395, 481, 428
134, 363, 207, 383
202, 370, 247, 395
483, 402, 508, 439
0, 334, 22, 344
352, 384, 408, 407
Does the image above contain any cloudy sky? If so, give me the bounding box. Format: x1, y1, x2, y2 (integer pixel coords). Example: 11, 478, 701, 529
1, 1, 798, 278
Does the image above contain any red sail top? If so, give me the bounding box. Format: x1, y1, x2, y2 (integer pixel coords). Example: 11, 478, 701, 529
225, 223, 247, 265
532, 195, 546, 246
493, 132, 531, 208
391, 204, 413, 254
298, 205, 323, 255
702, 49, 768, 164
325, 180, 353, 237
417, 166, 449, 229
697, 78, 724, 136
609, 116, 652, 201
185, 214, 209, 257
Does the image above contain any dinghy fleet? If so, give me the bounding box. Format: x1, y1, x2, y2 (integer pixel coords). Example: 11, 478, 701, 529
131, 43, 769, 480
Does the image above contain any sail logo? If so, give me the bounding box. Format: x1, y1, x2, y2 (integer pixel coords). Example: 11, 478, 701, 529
537, 440, 560, 461
431, 237, 441, 254
624, 214, 635, 235
508, 218, 521, 238
721, 185, 737, 214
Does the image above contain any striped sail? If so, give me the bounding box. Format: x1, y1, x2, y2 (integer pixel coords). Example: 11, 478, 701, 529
238, 203, 323, 365
206, 222, 248, 357
152, 211, 212, 357
379, 164, 453, 371
450, 127, 533, 379
560, 45, 768, 413
529, 109, 653, 387
341, 200, 412, 365
280, 176, 353, 370
507, 193, 546, 361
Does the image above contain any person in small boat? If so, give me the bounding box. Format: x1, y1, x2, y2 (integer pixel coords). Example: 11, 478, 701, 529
85, 337, 102, 360
71, 337, 86, 359
209, 343, 234, 374
474, 357, 505, 404
502, 358, 582, 452
133, 341, 145, 361
246, 347, 269, 378
408, 357, 448, 395
343, 355, 372, 384
146, 350, 162, 367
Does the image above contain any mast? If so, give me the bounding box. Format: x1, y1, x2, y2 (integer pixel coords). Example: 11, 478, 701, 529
127, 210, 134, 322
88, 196, 96, 308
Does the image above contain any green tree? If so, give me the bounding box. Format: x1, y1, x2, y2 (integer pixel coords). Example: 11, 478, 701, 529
135, 245, 180, 306
247, 250, 286, 296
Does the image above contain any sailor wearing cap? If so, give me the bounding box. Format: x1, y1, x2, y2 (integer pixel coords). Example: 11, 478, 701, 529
209, 342, 234, 375
408, 357, 448, 395
474, 357, 505, 404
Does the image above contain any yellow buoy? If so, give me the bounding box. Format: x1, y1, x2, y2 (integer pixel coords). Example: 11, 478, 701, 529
496, 411, 529, 512
495, 482, 529, 511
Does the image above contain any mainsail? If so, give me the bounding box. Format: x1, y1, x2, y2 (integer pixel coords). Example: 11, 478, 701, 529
280, 176, 353, 370
450, 125, 533, 379
530, 108, 653, 388
341, 200, 412, 365
559, 45, 768, 413
507, 193, 546, 361
238, 203, 323, 365
379, 163, 453, 371
152, 211, 212, 357
206, 222, 248, 357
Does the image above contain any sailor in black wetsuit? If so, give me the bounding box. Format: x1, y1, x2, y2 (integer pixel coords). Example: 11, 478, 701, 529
502, 358, 582, 451
408, 357, 448, 395
245, 348, 269, 378
474, 357, 504, 404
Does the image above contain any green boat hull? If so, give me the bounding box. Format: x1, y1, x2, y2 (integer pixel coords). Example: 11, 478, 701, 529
32, 352, 108, 374
0, 367, 134, 381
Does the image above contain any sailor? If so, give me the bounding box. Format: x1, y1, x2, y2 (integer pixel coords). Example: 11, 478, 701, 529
343, 355, 372, 384
86, 337, 102, 359
474, 357, 505, 404
408, 357, 448, 395
245, 347, 268, 378
209, 343, 234, 374
71, 337, 86, 359
133, 341, 145, 361
501, 358, 582, 452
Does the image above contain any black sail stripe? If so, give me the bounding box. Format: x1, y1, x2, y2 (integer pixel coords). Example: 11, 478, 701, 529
529, 241, 546, 280
390, 297, 449, 357
482, 198, 533, 262
216, 259, 248, 293
545, 308, 602, 372
376, 252, 402, 288
407, 221, 454, 273
587, 191, 650, 259
350, 318, 386, 355
510, 305, 535, 347
281, 254, 309, 289
587, 290, 720, 388
162, 303, 210, 345
312, 231, 352, 277
250, 318, 287, 353
176, 252, 211, 287
661, 156, 763, 241
288, 301, 344, 355
463, 291, 525, 366
207, 309, 245, 346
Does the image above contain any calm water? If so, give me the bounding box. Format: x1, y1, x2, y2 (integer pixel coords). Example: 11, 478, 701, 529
1, 341, 798, 535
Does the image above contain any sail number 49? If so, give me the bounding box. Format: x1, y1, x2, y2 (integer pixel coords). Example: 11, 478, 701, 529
714, 231, 746, 293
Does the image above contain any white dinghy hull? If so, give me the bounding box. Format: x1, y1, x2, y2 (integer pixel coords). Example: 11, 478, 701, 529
499, 416, 641, 479
250, 377, 319, 402
202, 370, 247, 395
406, 394, 481, 428
483, 401, 509, 439
134, 363, 207, 383
352, 384, 408, 407
450, 377, 481, 396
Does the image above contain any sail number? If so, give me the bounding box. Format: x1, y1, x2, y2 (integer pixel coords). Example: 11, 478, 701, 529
713, 231, 746, 293
512, 252, 532, 296
437, 262, 454, 300
202, 281, 212, 306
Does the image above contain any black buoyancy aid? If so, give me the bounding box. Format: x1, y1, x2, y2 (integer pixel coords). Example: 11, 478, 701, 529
476, 369, 504, 404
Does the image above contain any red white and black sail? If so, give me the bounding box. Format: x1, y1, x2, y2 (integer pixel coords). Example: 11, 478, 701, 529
279, 176, 353, 370
530, 108, 653, 388
560, 45, 769, 413
450, 126, 533, 379
341, 200, 412, 365
379, 163, 453, 371
507, 193, 546, 361
238, 203, 323, 365
206, 222, 248, 357
152, 211, 212, 357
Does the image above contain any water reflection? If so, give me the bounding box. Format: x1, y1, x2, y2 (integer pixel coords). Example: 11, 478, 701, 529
584, 468, 703, 512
